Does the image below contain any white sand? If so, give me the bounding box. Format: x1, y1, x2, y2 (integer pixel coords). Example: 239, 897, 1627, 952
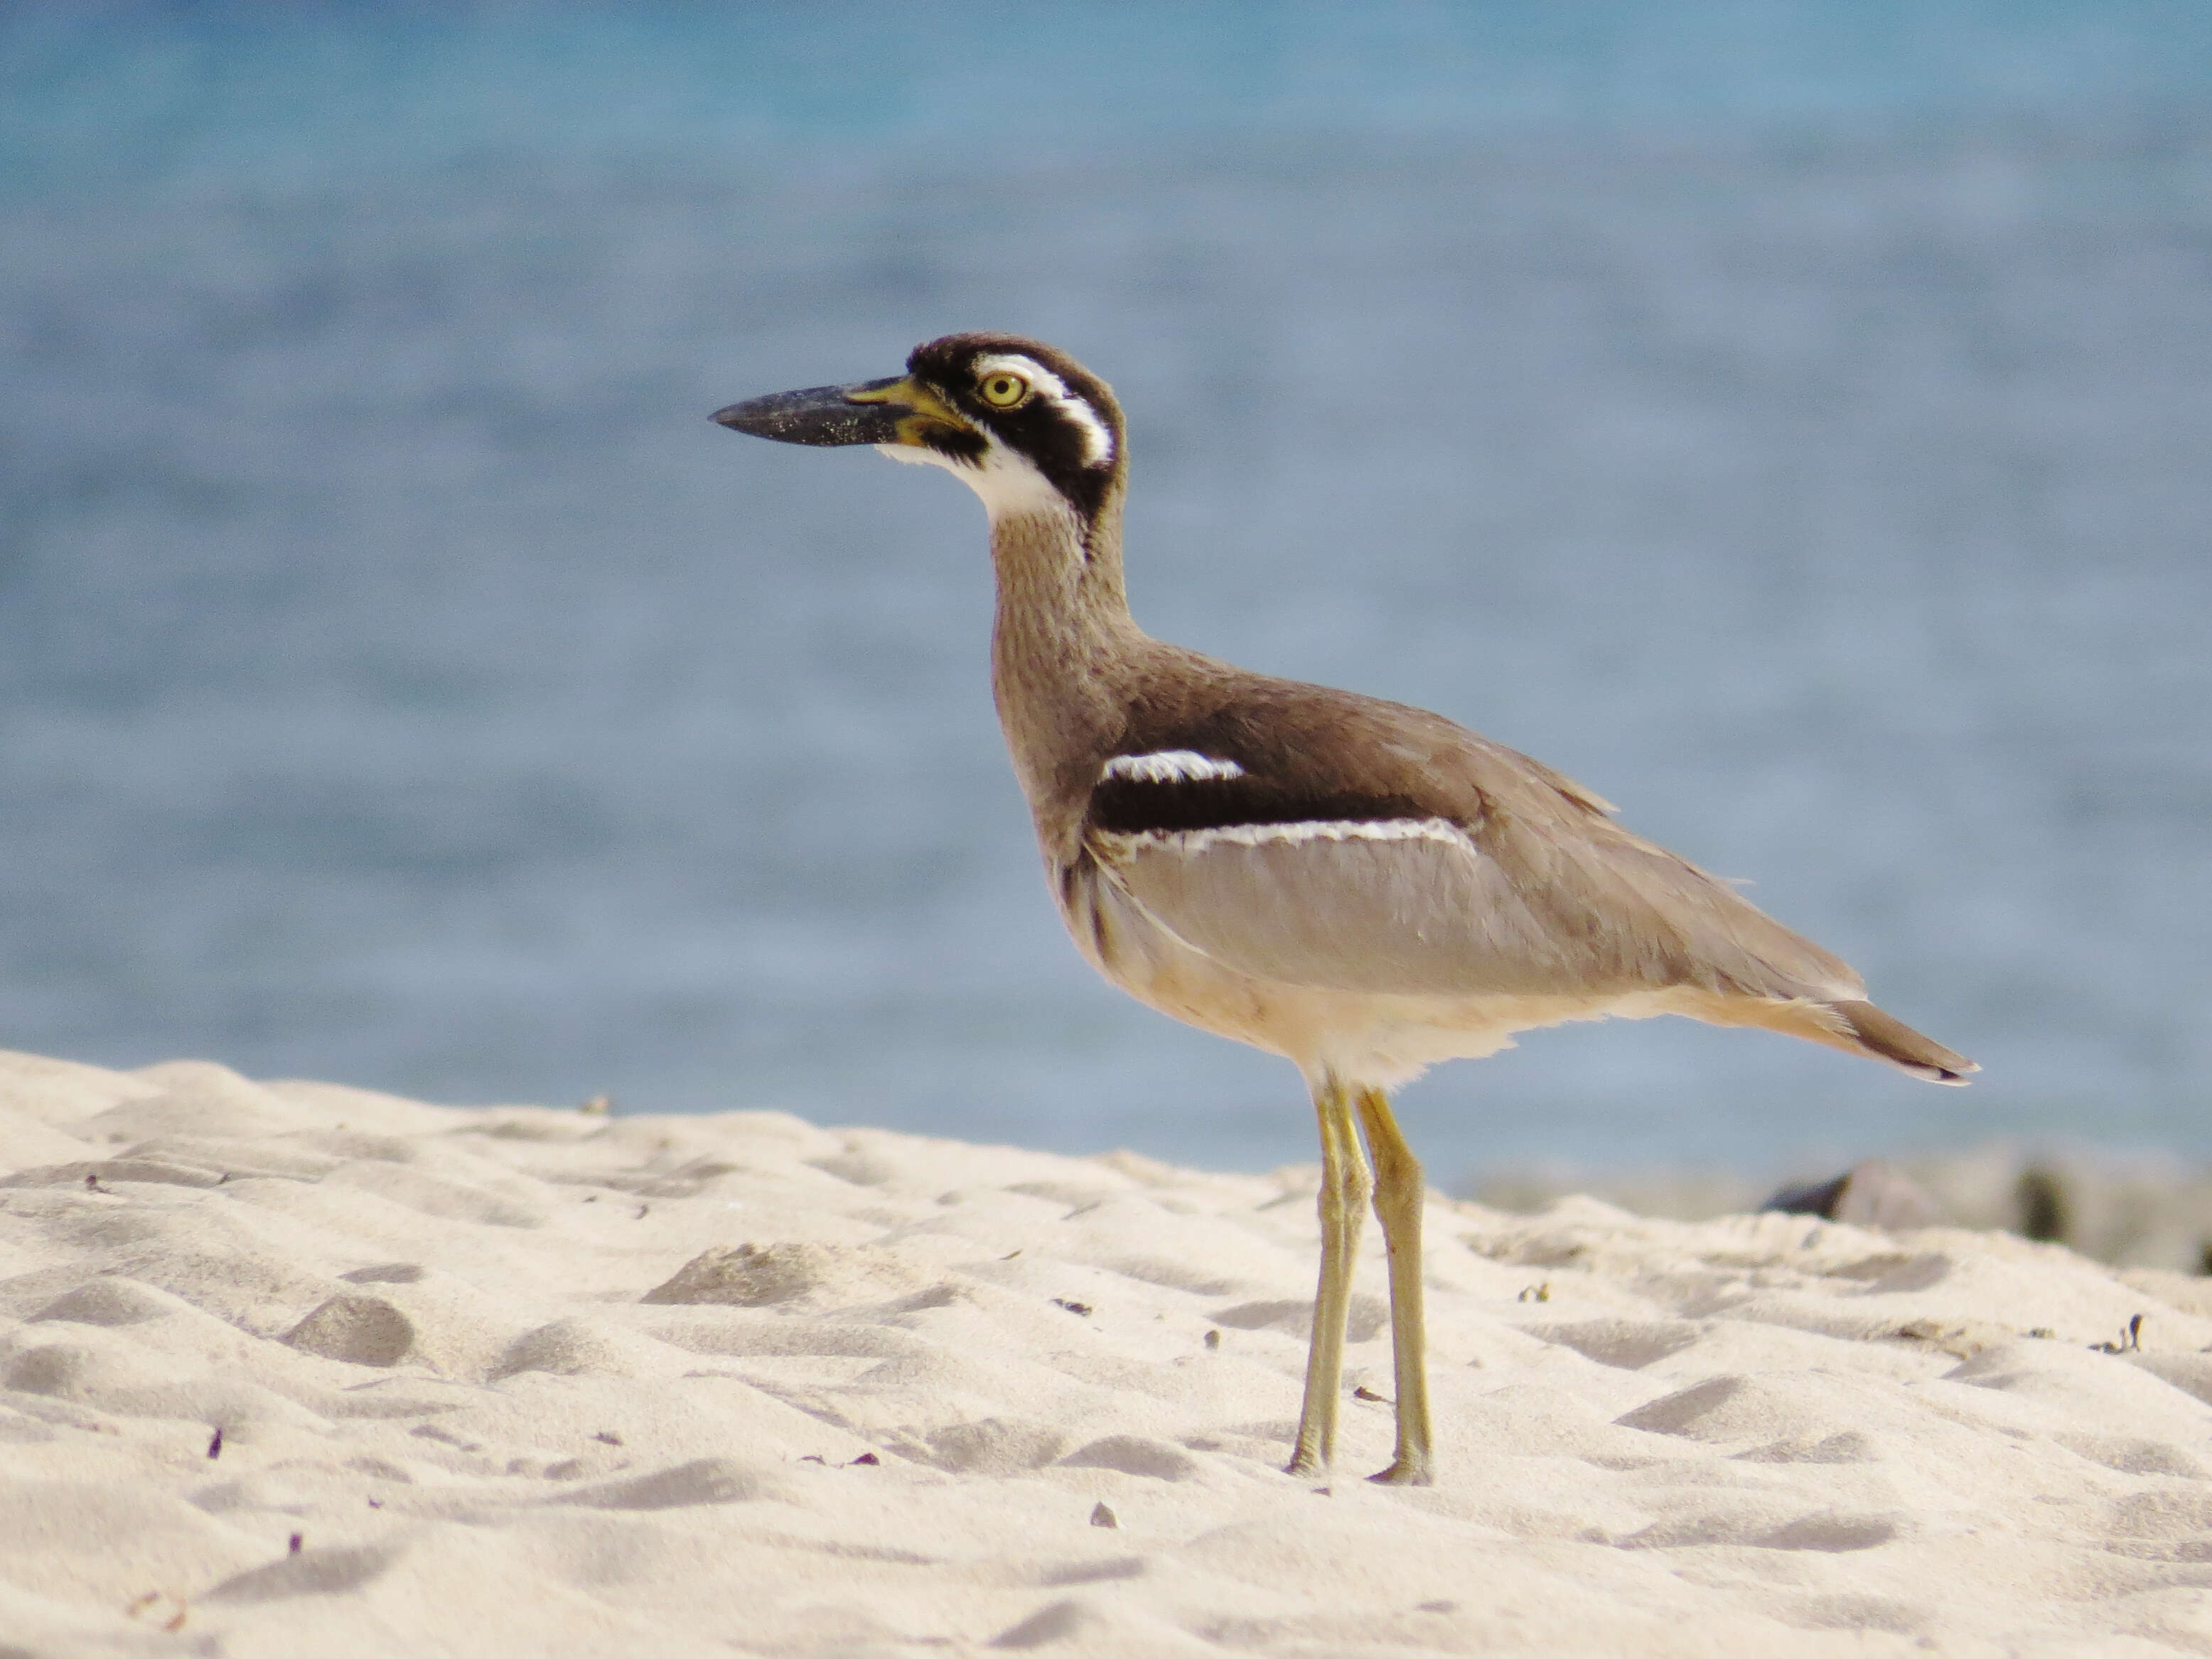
8, 1049, 2212, 1656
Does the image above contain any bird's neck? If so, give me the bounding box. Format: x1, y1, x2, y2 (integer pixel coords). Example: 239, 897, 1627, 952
987, 497, 1142, 849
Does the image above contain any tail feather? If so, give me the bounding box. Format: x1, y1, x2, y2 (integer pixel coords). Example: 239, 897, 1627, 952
1826, 999, 1977, 1085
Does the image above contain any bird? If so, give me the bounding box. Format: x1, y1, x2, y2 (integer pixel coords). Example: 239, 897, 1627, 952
712, 332, 1975, 1486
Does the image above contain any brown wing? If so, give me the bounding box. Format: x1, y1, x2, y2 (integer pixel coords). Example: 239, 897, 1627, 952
1085, 660, 1865, 1004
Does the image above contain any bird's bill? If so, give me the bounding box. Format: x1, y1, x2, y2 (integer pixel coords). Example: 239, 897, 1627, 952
710, 373, 968, 449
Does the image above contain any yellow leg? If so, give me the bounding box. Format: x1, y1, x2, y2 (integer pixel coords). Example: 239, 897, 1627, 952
1355, 1087, 1434, 1486
1286, 1073, 1370, 1478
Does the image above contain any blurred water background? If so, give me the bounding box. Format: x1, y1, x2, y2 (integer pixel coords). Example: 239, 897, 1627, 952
3, 1, 2209, 1185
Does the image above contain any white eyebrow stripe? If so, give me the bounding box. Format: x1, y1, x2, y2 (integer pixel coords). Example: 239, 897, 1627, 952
1102, 751, 1247, 784
974, 352, 1115, 468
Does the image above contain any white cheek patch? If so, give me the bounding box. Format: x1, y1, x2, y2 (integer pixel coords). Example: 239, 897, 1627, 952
965, 446, 1074, 521
1102, 751, 1247, 784
972, 353, 1115, 468
882, 436, 1074, 525
878, 444, 953, 468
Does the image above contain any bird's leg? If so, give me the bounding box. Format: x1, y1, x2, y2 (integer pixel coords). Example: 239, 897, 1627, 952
1287, 1073, 1370, 1478
1353, 1086, 1434, 1486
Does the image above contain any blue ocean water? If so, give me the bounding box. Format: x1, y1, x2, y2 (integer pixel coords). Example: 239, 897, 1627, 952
3, 3, 2209, 1179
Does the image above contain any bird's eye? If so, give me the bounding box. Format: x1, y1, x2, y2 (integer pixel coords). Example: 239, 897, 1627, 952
979, 372, 1029, 408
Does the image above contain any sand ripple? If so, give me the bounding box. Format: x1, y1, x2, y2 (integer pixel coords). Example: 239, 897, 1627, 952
6, 1047, 2212, 1655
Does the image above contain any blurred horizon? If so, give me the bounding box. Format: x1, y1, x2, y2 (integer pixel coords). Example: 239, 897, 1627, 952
12, 2, 2212, 190
4, 2, 2209, 1180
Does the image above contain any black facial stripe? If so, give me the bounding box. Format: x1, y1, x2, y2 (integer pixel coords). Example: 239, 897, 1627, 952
984, 399, 1114, 520
906, 333, 1124, 522
921, 424, 987, 465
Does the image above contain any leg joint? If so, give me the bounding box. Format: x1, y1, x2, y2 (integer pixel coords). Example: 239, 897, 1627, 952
1336, 1154, 1374, 1205
1368, 1139, 1422, 1188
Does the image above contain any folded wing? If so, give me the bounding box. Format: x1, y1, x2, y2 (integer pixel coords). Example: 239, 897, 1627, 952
1082, 683, 1867, 1006
1091, 812, 1862, 1003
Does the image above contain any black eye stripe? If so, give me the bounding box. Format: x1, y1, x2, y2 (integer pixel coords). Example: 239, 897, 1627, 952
907, 336, 1122, 520
972, 400, 1111, 519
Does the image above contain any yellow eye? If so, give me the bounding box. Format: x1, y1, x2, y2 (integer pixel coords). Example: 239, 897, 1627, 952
979, 372, 1029, 408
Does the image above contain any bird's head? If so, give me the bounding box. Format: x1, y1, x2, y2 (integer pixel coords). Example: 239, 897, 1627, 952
713, 333, 1124, 530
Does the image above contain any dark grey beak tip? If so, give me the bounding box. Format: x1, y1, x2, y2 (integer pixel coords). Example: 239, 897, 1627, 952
709, 380, 908, 447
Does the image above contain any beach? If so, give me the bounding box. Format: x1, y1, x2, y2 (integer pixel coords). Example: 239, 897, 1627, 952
9, 1045, 2212, 1656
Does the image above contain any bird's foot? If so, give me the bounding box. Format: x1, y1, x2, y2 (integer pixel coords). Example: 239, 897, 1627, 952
1366, 1459, 1433, 1487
